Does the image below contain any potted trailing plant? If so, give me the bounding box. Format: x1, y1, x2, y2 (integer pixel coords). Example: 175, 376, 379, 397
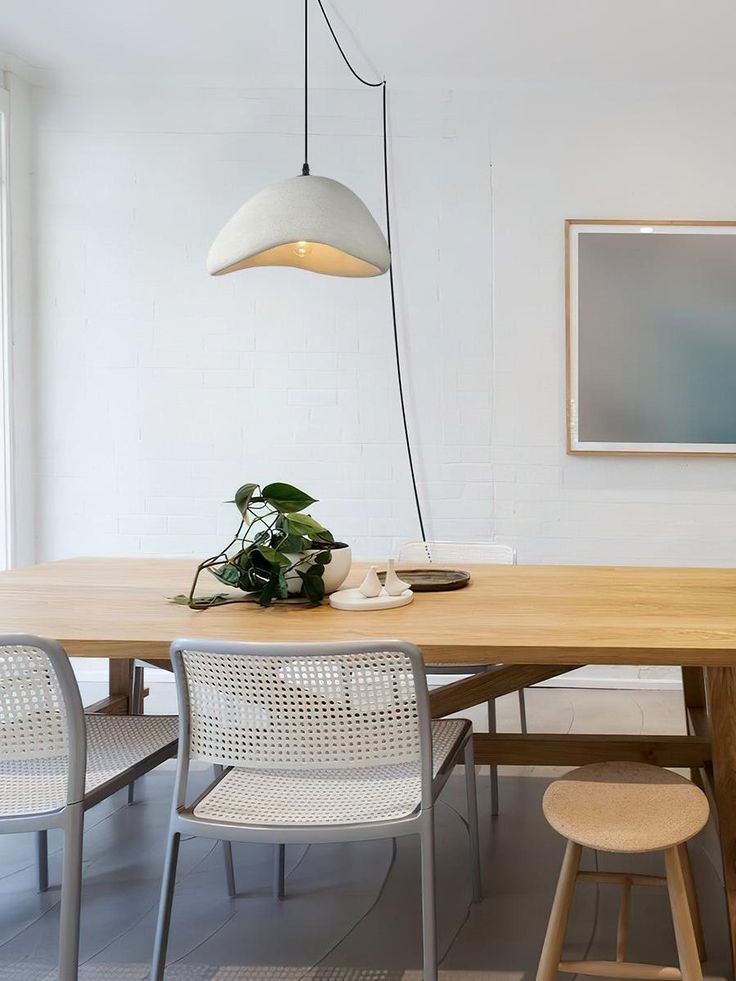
181, 482, 351, 609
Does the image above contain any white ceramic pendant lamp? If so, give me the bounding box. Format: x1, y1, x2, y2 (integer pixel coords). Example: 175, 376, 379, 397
208, 0, 428, 547
207, 0, 390, 279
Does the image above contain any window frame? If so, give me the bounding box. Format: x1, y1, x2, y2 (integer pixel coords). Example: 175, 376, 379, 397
0, 85, 14, 567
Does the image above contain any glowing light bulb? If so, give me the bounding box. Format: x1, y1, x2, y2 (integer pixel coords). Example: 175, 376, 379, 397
293, 241, 313, 257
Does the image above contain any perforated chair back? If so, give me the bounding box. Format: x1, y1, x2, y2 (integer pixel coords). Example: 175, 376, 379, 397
170, 639, 434, 809
0, 636, 86, 819
399, 540, 516, 566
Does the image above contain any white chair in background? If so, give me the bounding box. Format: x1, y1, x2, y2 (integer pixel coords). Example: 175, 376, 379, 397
0, 635, 178, 981
151, 638, 482, 981
398, 540, 528, 816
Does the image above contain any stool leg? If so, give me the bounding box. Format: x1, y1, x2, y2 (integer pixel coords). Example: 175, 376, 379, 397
665, 846, 704, 981
677, 843, 706, 962
536, 840, 582, 981
616, 878, 632, 962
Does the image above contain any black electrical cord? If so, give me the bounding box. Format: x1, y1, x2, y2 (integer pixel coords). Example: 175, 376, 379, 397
314, 0, 382, 88
302, 0, 310, 174
312, 0, 428, 542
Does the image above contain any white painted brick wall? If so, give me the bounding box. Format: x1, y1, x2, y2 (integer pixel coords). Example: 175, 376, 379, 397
32, 85, 495, 562
30, 80, 736, 583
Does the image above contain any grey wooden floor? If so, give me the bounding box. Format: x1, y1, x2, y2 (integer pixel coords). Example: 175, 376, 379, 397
0, 688, 730, 980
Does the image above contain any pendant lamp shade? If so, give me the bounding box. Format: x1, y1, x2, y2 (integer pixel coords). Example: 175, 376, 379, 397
207, 174, 391, 278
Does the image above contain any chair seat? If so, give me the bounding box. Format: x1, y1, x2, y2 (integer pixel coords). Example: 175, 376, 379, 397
192, 718, 470, 827
0, 714, 178, 817
543, 761, 709, 854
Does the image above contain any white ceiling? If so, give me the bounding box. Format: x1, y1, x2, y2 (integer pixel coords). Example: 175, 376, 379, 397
3, 0, 736, 87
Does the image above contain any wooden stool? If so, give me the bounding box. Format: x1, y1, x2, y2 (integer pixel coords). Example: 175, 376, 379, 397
537, 761, 709, 981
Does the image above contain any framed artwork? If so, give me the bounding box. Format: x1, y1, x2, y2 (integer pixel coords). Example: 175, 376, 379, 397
566, 219, 736, 455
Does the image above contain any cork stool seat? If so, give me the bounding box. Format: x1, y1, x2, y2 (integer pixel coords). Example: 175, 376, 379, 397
537, 762, 709, 981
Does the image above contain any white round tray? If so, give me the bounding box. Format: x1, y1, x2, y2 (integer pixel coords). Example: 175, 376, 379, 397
328, 588, 414, 611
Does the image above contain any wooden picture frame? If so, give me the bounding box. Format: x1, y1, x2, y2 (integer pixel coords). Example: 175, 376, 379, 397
566, 219, 736, 456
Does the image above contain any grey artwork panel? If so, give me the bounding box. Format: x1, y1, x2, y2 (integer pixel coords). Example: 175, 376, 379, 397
577, 231, 736, 444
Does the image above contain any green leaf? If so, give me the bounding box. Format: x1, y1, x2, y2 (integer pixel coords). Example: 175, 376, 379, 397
281, 513, 328, 538
208, 562, 241, 586
280, 533, 308, 553
232, 548, 254, 570
261, 482, 317, 514
168, 593, 234, 607
249, 548, 272, 571
254, 544, 291, 568
232, 483, 259, 518
297, 569, 325, 604
257, 575, 281, 607
313, 550, 332, 566
311, 529, 334, 543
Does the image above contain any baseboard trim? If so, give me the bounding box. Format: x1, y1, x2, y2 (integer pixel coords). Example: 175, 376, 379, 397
428, 673, 682, 692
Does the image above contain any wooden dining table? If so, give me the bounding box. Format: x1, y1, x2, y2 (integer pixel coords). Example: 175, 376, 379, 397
1, 556, 735, 969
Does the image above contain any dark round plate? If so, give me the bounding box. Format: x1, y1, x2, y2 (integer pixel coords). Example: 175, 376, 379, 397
377, 568, 470, 592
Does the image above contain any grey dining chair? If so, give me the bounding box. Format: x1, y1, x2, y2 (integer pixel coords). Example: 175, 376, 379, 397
0, 635, 178, 981
35, 659, 148, 891
398, 540, 528, 816
151, 638, 482, 981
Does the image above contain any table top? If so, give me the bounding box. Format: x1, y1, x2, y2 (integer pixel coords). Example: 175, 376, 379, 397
2, 557, 736, 666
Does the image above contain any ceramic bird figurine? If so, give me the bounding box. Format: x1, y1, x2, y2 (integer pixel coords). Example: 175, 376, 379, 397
359, 566, 383, 598
384, 559, 411, 597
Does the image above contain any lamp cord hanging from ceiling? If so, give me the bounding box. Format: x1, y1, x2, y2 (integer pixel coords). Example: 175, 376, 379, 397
302, 0, 310, 174
312, 0, 428, 542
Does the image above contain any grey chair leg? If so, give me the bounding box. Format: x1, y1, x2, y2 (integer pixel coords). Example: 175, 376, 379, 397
518, 688, 528, 734
463, 738, 483, 902
420, 817, 438, 981
127, 664, 145, 806
151, 830, 181, 981
211, 764, 237, 898
274, 844, 286, 900
223, 841, 236, 897
36, 830, 49, 893
58, 804, 84, 981
131, 664, 144, 714
487, 697, 499, 817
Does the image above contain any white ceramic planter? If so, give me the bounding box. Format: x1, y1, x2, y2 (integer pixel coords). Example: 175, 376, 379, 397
285, 543, 352, 596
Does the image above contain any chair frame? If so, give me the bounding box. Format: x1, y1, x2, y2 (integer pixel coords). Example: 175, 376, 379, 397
151, 638, 482, 981
0, 635, 87, 981
0, 634, 177, 981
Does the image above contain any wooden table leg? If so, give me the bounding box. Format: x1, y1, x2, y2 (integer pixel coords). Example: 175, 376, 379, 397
705, 666, 736, 978
683, 667, 707, 789
85, 659, 134, 715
